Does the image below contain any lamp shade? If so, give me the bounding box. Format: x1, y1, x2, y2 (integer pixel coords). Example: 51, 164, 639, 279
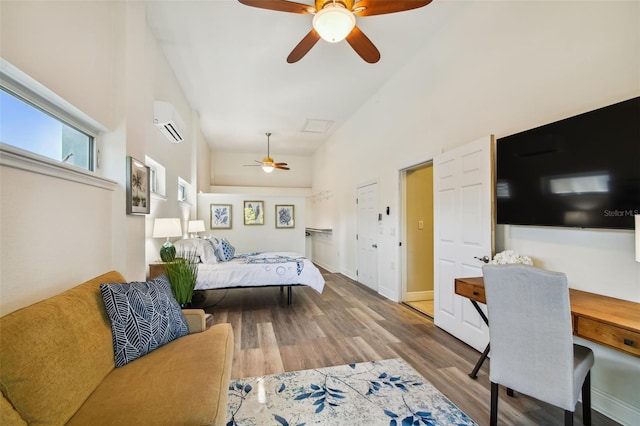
188, 220, 205, 233
636, 215, 640, 262
152, 218, 182, 239
312, 4, 355, 43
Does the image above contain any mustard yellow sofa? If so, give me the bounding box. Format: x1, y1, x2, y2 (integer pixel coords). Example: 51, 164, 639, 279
0, 271, 234, 425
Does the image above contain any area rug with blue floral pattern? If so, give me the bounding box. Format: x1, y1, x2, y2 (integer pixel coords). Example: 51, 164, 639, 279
226, 358, 478, 426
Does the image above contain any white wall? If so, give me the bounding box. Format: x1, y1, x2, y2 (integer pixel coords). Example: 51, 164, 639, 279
496, 226, 639, 301
142, 22, 202, 270
0, 163, 115, 315
197, 192, 307, 255
0, 1, 125, 316
195, 112, 212, 193
311, 1, 640, 423
0, 2, 202, 313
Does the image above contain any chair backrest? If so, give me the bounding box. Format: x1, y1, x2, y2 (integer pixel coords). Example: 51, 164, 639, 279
482, 264, 575, 409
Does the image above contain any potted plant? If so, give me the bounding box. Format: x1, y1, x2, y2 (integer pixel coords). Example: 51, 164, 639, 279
163, 249, 199, 307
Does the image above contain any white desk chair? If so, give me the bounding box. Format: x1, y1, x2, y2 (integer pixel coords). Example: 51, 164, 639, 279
482, 264, 594, 426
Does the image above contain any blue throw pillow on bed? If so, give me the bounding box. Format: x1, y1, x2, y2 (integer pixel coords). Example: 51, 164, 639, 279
219, 238, 236, 261
100, 275, 188, 367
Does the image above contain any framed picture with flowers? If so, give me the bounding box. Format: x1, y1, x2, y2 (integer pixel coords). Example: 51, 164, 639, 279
275, 204, 294, 228
244, 200, 264, 225
210, 204, 232, 229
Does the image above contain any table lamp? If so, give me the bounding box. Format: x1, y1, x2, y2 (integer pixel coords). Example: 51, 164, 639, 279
152, 218, 182, 261
188, 220, 206, 238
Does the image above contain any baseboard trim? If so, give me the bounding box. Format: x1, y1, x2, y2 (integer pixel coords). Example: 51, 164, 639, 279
592, 386, 640, 426
311, 259, 336, 274
378, 285, 398, 303
340, 269, 356, 282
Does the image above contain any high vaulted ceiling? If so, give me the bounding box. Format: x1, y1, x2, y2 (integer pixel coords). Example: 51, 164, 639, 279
145, 0, 455, 157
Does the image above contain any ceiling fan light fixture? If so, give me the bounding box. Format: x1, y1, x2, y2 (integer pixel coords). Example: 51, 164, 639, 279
312, 4, 355, 43
261, 157, 275, 173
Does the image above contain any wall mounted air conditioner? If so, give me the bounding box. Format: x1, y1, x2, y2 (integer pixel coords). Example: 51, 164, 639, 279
154, 101, 185, 143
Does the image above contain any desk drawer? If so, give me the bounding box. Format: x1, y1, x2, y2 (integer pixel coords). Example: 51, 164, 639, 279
576, 317, 640, 357
455, 281, 486, 304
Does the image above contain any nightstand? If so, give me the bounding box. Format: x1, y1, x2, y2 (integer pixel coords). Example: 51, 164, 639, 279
148, 262, 166, 280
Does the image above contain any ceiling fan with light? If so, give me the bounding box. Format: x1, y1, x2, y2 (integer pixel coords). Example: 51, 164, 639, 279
238, 0, 433, 64
245, 133, 290, 172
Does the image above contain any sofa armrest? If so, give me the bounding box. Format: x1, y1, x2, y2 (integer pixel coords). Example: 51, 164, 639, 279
181, 309, 208, 334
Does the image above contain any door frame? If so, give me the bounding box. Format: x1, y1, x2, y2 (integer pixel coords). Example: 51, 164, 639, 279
399, 160, 434, 305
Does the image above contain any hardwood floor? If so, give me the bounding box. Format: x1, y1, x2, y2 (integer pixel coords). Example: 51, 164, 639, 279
201, 268, 619, 426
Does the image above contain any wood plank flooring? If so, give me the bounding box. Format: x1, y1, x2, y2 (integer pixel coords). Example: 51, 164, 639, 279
201, 268, 619, 426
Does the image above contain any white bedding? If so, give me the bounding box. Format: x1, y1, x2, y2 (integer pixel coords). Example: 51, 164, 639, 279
195, 252, 325, 294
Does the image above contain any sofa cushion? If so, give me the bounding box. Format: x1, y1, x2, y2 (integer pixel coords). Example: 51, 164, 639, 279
0, 271, 124, 426
67, 323, 234, 426
100, 275, 189, 367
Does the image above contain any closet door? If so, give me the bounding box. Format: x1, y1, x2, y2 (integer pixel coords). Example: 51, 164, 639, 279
356, 182, 379, 291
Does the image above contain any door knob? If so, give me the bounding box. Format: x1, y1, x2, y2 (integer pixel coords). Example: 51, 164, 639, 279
372, 244, 378, 248
474, 255, 490, 263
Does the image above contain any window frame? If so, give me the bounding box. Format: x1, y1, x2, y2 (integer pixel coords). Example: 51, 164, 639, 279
1, 85, 96, 171
145, 156, 166, 198
1, 59, 104, 171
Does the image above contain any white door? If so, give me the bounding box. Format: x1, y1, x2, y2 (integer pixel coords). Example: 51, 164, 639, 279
357, 182, 379, 291
433, 136, 494, 352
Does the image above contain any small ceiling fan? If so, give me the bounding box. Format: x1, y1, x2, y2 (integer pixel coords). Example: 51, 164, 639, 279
244, 132, 290, 172
238, 0, 433, 63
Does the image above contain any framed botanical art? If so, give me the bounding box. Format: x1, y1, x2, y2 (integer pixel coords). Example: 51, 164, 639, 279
126, 156, 150, 215
243, 200, 264, 225
210, 204, 232, 229
275, 204, 295, 228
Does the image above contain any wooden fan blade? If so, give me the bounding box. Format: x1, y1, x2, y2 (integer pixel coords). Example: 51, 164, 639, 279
274, 162, 288, 166
238, 0, 314, 14
353, 0, 432, 17
345, 26, 380, 63
244, 164, 261, 167
275, 165, 290, 170
287, 29, 321, 63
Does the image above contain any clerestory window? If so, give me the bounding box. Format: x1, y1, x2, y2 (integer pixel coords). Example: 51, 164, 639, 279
0, 86, 95, 171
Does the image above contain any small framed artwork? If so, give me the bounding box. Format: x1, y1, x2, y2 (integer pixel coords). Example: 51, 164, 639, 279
275, 204, 295, 228
126, 156, 150, 215
210, 204, 232, 229
244, 200, 264, 225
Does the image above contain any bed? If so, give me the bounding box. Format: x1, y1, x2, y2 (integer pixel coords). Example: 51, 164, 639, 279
174, 239, 324, 304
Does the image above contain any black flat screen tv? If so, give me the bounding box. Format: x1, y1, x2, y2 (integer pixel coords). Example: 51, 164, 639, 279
496, 97, 639, 230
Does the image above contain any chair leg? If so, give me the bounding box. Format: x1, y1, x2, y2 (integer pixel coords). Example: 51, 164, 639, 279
564, 410, 574, 426
490, 382, 499, 426
582, 371, 592, 426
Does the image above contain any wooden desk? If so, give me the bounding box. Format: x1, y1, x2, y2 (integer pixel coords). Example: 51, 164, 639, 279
455, 276, 640, 378
455, 277, 640, 358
